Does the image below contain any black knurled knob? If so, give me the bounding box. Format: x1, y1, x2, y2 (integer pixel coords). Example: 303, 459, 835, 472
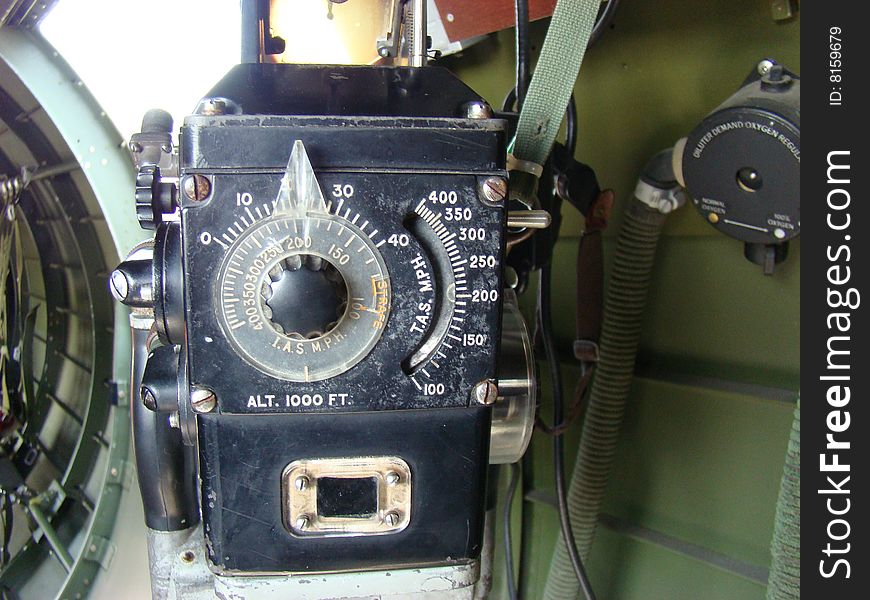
263, 256, 347, 338
136, 165, 176, 230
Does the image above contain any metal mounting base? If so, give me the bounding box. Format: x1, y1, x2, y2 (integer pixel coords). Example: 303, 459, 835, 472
145, 523, 489, 600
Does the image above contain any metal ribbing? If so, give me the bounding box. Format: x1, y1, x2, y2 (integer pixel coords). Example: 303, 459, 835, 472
543, 198, 669, 600
766, 397, 800, 600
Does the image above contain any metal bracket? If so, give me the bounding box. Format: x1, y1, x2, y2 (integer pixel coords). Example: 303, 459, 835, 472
376, 0, 406, 58
573, 339, 600, 364
107, 379, 130, 407
83, 534, 116, 570
634, 179, 687, 214
106, 459, 134, 491
771, 0, 798, 22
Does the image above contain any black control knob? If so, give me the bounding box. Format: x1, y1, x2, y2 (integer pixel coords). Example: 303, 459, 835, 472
110, 246, 154, 308
263, 255, 347, 338
136, 165, 177, 229
140, 345, 180, 413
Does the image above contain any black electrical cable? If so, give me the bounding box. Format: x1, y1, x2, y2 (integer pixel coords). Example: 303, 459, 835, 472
504, 3, 600, 599
589, 0, 621, 47
502, 88, 517, 114
502, 56, 588, 600
502, 5, 532, 600
510, 0, 618, 107
539, 263, 597, 600
515, 0, 531, 110
503, 462, 522, 600
508, 0, 619, 110
502, 5, 530, 598
565, 92, 578, 160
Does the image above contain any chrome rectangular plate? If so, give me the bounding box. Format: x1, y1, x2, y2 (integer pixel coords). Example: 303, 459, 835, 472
281, 456, 411, 538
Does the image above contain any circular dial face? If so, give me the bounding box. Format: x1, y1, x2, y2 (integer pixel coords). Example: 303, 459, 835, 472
684, 108, 800, 244
217, 214, 390, 382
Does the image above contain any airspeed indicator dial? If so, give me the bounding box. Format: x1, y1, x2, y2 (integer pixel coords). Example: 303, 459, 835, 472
218, 214, 390, 382
215, 141, 391, 382
183, 140, 505, 414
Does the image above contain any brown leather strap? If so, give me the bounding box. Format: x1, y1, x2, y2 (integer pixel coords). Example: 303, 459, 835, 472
536, 369, 592, 436
535, 189, 614, 436
573, 189, 613, 363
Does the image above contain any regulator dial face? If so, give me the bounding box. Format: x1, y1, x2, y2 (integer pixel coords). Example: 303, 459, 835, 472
216, 141, 391, 382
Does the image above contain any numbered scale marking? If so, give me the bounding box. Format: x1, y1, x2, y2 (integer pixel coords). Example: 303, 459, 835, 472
218, 212, 390, 382
402, 194, 498, 395
188, 140, 503, 412
215, 142, 391, 382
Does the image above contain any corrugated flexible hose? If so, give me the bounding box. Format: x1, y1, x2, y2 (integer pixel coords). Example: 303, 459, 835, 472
766, 397, 800, 599
543, 153, 679, 600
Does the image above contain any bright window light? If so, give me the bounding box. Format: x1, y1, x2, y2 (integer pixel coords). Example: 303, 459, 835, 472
268, 0, 386, 65
41, 0, 241, 140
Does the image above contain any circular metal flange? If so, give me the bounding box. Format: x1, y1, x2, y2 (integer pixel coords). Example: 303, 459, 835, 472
489, 289, 536, 464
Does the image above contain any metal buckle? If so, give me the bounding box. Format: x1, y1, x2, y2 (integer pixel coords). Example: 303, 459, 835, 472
573, 339, 600, 363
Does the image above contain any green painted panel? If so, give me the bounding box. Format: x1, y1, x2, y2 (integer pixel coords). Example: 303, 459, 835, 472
500, 484, 771, 600
516, 366, 794, 598
586, 528, 767, 600
549, 236, 801, 388
599, 378, 793, 567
